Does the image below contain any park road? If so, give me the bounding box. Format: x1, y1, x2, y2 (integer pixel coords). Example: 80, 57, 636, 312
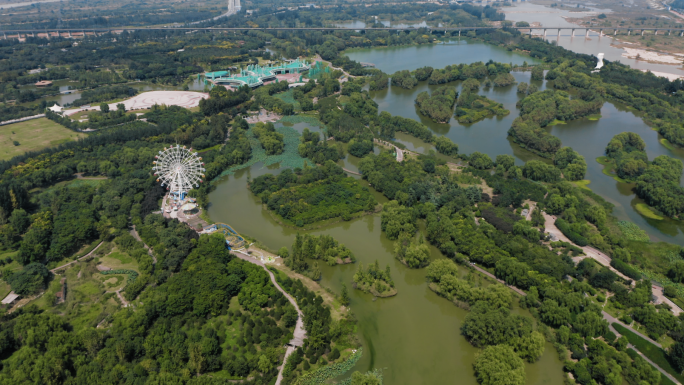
231, 249, 306, 385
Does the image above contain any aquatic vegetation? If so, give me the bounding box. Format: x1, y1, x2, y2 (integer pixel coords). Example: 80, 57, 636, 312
220, 124, 313, 176
100, 269, 138, 282
634, 203, 664, 220
617, 221, 650, 242
295, 348, 363, 385
337, 369, 384, 385
279, 115, 327, 130
250, 162, 377, 227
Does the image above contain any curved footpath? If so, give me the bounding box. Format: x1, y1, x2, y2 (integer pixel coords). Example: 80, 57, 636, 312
50, 241, 104, 273
471, 241, 679, 383
232, 249, 307, 385
373, 138, 403, 162
605, 312, 681, 384
131, 225, 158, 264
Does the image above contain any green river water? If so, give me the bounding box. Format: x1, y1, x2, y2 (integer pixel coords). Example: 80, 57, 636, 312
207, 39, 684, 384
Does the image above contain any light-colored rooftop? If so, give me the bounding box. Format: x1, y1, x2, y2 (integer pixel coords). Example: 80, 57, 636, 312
2, 292, 20, 305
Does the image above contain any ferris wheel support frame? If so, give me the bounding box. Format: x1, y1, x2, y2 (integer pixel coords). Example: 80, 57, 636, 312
152, 144, 206, 202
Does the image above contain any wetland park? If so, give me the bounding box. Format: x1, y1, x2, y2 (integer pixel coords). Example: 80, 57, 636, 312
2, 1, 684, 385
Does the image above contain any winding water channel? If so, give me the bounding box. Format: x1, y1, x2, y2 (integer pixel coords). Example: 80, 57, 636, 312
206, 36, 684, 383
346, 39, 684, 245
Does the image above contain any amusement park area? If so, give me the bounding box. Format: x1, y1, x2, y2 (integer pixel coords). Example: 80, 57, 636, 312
153, 144, 260, 253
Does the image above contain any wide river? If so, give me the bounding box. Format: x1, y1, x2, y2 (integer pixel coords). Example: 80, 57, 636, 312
207, 23, 684, 385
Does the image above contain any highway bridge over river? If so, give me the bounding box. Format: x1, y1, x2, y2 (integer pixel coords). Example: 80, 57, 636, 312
3, 26, 684, 40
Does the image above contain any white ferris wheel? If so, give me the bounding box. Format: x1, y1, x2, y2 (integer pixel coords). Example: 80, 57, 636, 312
153, 144, 205, 199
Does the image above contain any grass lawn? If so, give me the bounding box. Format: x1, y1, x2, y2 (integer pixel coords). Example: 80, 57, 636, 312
572, 179, 592, 191
595, 156, 629, 183
100, 275, 125, 290
660, 138, 677, 151
108, 251, 133, 264
0, 118, 86, 161
0, 250, 19, 268
71, 109, 147, 121
635, 203, 664, 220
99, 249, 138, 270
75, 281, 102, 296
0, 281, 11, 300
614, 323, 684, 383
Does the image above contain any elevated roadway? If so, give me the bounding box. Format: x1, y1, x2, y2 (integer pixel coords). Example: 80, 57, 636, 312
4, 26, 684, 39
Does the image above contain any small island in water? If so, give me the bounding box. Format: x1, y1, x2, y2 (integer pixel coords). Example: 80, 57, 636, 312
353, 260, 397, 297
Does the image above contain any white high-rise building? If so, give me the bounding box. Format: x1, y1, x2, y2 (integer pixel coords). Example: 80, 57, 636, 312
228, 0, 241, 14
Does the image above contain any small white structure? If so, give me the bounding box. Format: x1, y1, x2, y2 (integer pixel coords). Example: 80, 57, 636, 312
2, 292, 20, 306
595, 53, 604, 70
48, 104, 63, 114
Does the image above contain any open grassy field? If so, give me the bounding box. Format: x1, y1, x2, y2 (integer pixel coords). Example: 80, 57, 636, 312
0, 118, 85, 161
98, 249, 139, 271
0, 281, 11, 301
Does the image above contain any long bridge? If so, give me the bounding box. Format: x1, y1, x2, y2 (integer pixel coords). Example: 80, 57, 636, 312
3, 26, 684, 39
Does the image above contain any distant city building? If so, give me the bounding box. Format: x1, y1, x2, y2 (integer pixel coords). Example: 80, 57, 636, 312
228, 0, 241, 14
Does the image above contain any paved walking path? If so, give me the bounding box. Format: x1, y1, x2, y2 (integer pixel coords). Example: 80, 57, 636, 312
231, 249, 306, 385
543, 212, 683, 315
50, 241, 104, 273
603, 311, 663, 348
468, 253, 677, 381
0, 114, 44, 126
342, 168, 362, 176
373, 138, 403, 162
470, 264, 527, 297
543, 212, 635, 282
115, 288, 130, 307
130, 225, 157, 264
629, 346, 681, 385
606, 312, 681, 384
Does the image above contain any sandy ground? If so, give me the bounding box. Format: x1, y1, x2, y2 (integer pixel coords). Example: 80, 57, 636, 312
621, 47, 683, 65
64, 91, 208, 116
640, 70, 684, 81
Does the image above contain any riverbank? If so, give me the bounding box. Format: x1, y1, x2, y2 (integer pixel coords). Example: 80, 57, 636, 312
506, 1, 684, 79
